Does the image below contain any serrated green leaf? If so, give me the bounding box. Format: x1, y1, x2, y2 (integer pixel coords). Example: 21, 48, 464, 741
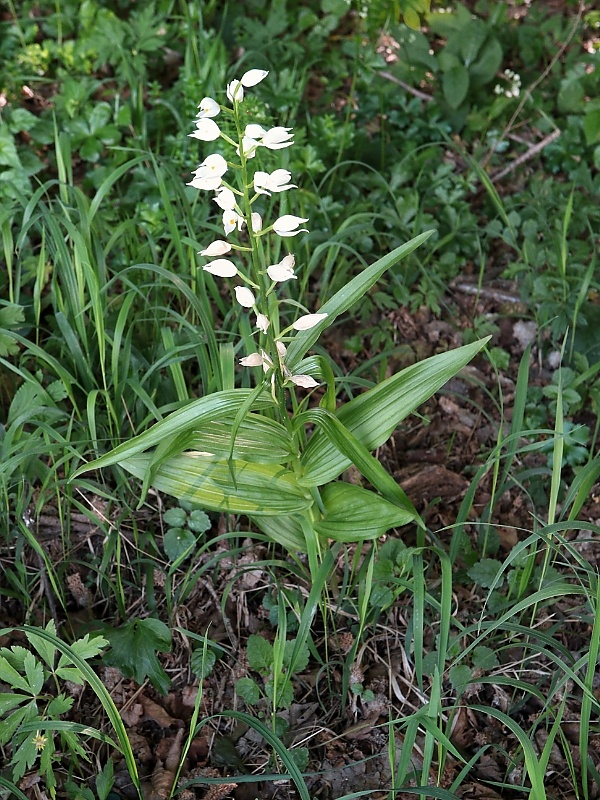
11, 735, 39, 782
72, 390, 275, 478
283, 639, 309, 673
57, 633, 107, 669
25, 621, 57, 670
188, 509, 211, 533
0, 693, 30, 716
190, 648, 216, 680
468, 558, 504, 589
47, 694, 73, 717
286, 232, 434, 369
0, 656, 32, 693
472, 646, 499, 670
235, 677, 261, 705
265, 678, 294, 709
163, 507, 187, 527
315, 483, 413, 542
23, 652, 44, 696
300, 339, 489, 486
247, 635, 273, 674
103, 618, 172, 694
120, 453, 312, 516
449, 664, 472, 694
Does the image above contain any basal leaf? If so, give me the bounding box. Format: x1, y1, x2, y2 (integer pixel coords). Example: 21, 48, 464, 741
120, 453, 312, 516
315, 483, 413, 542
103, 618, 172, 694
251, 513, 307, 552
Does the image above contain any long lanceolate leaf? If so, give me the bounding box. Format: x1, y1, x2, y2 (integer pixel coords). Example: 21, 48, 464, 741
71, 389, 275, 477
300, 338, 490, 486
286, 231, 435, 369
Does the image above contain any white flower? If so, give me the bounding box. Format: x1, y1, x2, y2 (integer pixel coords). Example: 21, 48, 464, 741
251, 212, 263, 232
261, 126, 294, 149
245, 123, 267, 139
240, 352, 264, 367
292, 313, 328, 331
196, 97, 220, 118
289, 374, 319, 388
235, 286, 255, 308
240, 69, 268, 87
254, 169, 296, 195
214, 187, 237, 211
189, 118, 221, 141
273, 215, 309, 237
227, 80, 244, 103
203, 259, 238, 278
237, 136, 259, 159
267, 254, 296, 282
223, 210, 244, 235
276, 341, 287, 358
199, 240, 231, 257
188, 153, 228, 190
256, 313, 270, 333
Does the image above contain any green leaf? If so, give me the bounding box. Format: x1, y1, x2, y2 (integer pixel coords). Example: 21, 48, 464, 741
286, 232, 434, 369
443, 63, 469, 109
584, 108, 600, 146
300, 339, 489, 486
467, 558, 504, 589
163, 527, 196, 561
283, 639, 310, 673
470, 37, 503, 85
95, 758, 114, 800
104, 618, 172, 694
449, 664, 472, 695
72, 389, 275, 478
56, 633, 107, 682
472, 646, 499, 670
0, 693, 30, 715
46, 694, 73, 717
265, 678, 294, 709
235, 677, 261, 705
188, 509, 211, 533
189, 414, 293, 464
251, 514, 307, 552
246, 635, 274, 674
120, 453, 312, 516
11, 735, 39, 782
190, 648, 217, 680
163, 507, 187, 527
23, 652, 44, 696
315, 483, 413, 542
25, 621, 58, 670
0, 656, 32, 693
0, 703, 37, 745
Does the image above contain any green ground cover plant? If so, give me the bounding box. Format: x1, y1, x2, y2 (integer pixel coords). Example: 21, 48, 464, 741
1, 1, 599, 799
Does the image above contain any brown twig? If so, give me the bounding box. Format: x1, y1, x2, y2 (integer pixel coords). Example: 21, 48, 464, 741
379, 70, 434, 103
489, 128, 561, 184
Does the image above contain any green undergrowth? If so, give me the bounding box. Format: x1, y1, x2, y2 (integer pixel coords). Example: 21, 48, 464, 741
1, 1, 599, 799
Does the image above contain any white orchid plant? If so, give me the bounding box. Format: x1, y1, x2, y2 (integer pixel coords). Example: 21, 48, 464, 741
75, 69, 488, 578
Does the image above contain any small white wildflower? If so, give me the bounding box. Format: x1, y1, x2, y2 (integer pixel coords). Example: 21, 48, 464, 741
188, 153, 228, 190
240, 352, 264, 367
196, 97, 220, 119
203, 259, 238, 278
237, 136, 259, 159
254, 169, 296, 195
235, 286, 256, 308
289, 374, 319, 388
261, 126, 294, 150
292, 313, 328, 331
199, 240, 231, 256
494, 84, 503, 95
256, 313, 270, 333
189, 118, 221, 141
240, 69, 269, 87
251, 212, 263, 232
226, 79, 244, 103
214, 187, 237, 211
276, 341, 287, 358
267, 254, 296, 282
223, 210, 244, 235
245, 123, 267, 139
273, 215, 309, 237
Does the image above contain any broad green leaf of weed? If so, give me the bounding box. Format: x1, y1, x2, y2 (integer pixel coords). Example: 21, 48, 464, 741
95, 758, 114, 800
190, 647, 216, 680
104, 618, 172, 694
246, 635, 273, 675
449, 664, 472, 697
283, 639, 309, 673
188, 509, 211, 533
1, 703, 37, 746
163, 507, 187, 527
467, 558, 504, 589
163, 527, 196, 561
0, 303, 25, 357
265, 678, 294, 709
235, 677, 260, 705
471, 646, 499, 670
56, 633, 108, 684
11, 735, 41, 782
